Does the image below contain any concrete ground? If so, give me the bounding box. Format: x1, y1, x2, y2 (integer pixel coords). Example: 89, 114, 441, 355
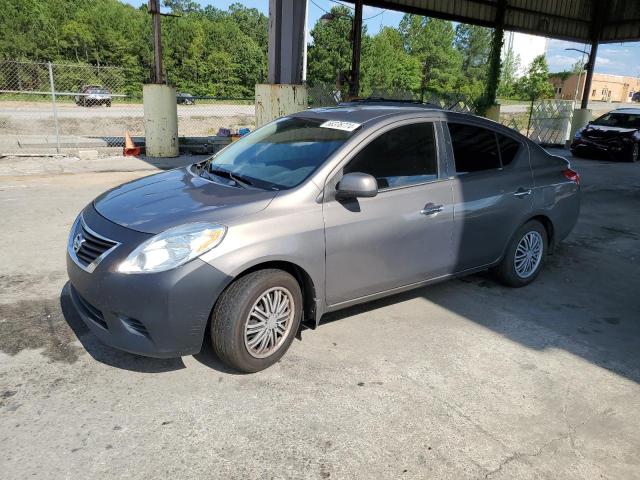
0, 151, 639, 479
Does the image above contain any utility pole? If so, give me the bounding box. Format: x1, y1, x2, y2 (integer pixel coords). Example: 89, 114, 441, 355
143, 0, 179, 157
148, 0, 164, 84
348, 0, 363, 98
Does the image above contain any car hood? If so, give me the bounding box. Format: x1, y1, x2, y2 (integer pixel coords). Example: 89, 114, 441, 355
94, 167, 277, 234
583, 124, 638, 138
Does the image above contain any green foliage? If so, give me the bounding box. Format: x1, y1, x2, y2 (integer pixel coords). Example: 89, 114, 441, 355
497, 44, 520, 99
514, 55, 555, 101
307, 6, 355, 87
454, 24, 492, 101
360, 27, 422, 96
0, 0, 267, 97
399, 15, 463, 97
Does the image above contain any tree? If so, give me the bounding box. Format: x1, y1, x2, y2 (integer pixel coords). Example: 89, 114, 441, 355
454, 24, 491, 100
360, 27, 422, 97
307, 6, 356, 88
497, 44, 520, 98
515, 54, 554, 101
399, 15, 463, 99
515, 55, 555, 133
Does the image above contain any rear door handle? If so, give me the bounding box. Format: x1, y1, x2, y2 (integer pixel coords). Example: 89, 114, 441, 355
514, 188, 532, 198
421, 203, 444, 216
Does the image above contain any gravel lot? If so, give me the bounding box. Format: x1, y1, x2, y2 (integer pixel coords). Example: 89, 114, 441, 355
0, 151, 639, 479
0, 101, 255, 139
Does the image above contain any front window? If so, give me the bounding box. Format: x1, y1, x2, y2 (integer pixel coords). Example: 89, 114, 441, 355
592, 113, 640, 129
344, 122, 438, 189
205, 117, 355, 190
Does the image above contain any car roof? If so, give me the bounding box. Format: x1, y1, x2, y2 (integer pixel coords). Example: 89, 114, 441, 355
291, 103, 445, 124
610, 108, 640, 114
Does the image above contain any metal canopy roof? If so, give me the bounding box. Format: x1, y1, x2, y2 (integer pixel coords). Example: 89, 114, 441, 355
355, 0, 640, 43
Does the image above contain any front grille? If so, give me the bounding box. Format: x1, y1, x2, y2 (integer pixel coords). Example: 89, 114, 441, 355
69, 216, 119, 272
74, 290, 108, 330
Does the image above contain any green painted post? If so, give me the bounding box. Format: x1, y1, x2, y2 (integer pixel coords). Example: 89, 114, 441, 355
480, 0, 506, 116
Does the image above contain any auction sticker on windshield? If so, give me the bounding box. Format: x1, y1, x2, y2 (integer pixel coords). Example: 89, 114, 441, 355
319, 120, 361, 132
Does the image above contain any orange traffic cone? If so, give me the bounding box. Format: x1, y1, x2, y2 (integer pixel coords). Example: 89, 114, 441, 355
123, 130, 141, 156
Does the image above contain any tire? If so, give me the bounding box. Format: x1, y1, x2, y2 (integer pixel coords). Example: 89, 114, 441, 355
493, 220, 548, 288
627, 143, 638, 163
210, 269, 303, 373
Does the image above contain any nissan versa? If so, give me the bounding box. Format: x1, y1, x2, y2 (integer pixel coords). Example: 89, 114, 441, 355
66, 102, 581, 372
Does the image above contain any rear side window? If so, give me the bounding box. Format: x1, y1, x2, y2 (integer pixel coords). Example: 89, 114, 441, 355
344, 122, 437, 189
497, 134, 521, 166
448, 123, 500, 174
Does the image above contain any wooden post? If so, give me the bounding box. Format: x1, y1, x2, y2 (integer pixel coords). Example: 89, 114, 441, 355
349, 0, 363, 98
148, 0, 164, 84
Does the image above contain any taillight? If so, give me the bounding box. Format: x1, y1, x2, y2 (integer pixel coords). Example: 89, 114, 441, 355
563, 168, 580, 185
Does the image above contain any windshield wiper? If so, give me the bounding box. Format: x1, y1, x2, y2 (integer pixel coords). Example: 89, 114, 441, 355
209, 168, 253, 188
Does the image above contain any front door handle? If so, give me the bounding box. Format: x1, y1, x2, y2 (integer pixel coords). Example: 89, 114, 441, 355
514, 188, 532, 198
421, 203, 444, 216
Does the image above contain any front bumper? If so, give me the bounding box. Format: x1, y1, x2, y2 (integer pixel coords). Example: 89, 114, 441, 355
66, 204, 233, 358
570, 138, 633, 159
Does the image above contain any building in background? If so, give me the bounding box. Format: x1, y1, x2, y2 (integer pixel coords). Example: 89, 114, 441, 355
502, 31, 548, 76
549, 72, 640, 103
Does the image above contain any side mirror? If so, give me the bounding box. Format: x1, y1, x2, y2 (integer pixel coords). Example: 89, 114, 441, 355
336, 172, 378, 199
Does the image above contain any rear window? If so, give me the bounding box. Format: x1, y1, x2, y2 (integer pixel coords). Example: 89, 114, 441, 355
497, 134, 521, 166
448, 123, 500, 173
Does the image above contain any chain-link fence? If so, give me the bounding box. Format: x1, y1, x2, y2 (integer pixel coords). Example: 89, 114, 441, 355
0, 60, 257, 154
0, 60, 142, 152
1, 61, 578, 154
176, 96, 255, 138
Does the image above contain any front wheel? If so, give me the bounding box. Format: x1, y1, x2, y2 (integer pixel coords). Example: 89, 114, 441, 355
210, 269, 302, 373
493, 220, 548, 287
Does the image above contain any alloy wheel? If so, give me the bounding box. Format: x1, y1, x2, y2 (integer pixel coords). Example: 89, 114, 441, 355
514, 231, 544, 279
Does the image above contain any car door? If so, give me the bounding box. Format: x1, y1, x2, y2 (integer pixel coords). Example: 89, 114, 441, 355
444, 121, 534, 272
323, 121, 454, 306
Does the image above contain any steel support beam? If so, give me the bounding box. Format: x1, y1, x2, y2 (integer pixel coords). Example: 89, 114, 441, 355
267, 0, 307, 85
349, 0, 364, 98
581, 0, 606, 109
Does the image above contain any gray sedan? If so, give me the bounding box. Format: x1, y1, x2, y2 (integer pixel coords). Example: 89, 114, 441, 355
66, 103, 580, 372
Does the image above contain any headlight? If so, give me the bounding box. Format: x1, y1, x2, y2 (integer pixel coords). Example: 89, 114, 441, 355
118, 222, 226, 274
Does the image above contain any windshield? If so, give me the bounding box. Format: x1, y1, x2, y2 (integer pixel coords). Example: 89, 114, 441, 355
205, 117, 356, 190
592, 113, 640, 129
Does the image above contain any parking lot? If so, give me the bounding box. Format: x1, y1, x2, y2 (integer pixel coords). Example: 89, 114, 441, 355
0, 151, 639, 479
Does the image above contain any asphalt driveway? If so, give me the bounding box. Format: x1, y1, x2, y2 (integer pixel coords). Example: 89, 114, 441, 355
0, 151, 638, 479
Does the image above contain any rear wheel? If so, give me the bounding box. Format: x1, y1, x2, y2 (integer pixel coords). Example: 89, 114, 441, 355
210, 269, 302, 373
493, 220, 548, 287
627, 142, 638, 163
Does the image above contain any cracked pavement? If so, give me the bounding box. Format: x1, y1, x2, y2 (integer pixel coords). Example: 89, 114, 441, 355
1, 152, 639, 479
